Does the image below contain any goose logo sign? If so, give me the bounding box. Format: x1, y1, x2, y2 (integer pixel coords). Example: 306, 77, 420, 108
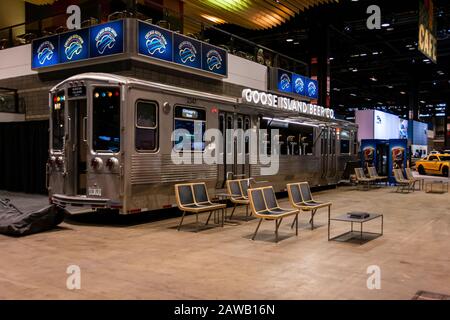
64, 35, 84, 60
173, 34, 201, 68
32, 35, 59, 68
279, 73, 291, 92
202, 43, 227, 76
59, 29, 89, 63
95, 27, 117, 54
138, 22, 173, 62
206, 50, 223, 71
145, 30, 167, 55
179, 41, 197, 63
37, 41, 55, 65
307, 80, 318, 99
89, 20, 124, 58
294, 76, 305, 94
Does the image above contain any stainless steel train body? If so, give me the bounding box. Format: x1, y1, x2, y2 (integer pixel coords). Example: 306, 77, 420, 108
48, 73, 358, 214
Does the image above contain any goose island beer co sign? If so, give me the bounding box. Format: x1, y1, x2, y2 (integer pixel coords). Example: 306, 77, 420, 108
242, 89, 335, 119
419, 0, 437, 63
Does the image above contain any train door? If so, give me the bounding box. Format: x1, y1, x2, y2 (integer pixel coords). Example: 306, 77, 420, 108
329, 127, 337, 178
218, 112, 251, 184
320, 127, 329, 179
67, 99, 88, 195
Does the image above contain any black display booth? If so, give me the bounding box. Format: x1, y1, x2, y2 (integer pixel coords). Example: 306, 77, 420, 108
0, 121, 48, 194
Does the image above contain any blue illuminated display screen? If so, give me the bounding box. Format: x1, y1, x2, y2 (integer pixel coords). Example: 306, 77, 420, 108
89, 20, 124, 58
202, 43, 227, 76
292, 74, 306, 96
277, 70, 292, 93
32, 35, 59, 69
59, 29, 89, 63
173, 33, 201, 69
138, 21, 173, 62
306, 78, 319, 99
275, 68, 319, 100
31, 19, 227, 77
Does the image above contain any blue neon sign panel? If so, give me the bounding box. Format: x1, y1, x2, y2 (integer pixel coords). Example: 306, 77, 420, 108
292, 74, 306, 96
32, 35, 59, 69
275, 68, 319, 100
173, 33, 201, 69
277, 70, 292, 93
202, 43, 227, 76
306, 78, 319, 99
89, 20, 124, 58
138, 21, 173, 62
59, 29, 89, 63
31, 19, 227, 77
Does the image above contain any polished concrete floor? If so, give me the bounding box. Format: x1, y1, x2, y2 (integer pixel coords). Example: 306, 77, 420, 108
1, 180, 449, 300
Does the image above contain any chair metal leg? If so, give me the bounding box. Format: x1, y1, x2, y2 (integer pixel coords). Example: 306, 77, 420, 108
275, 219, 283, 243
177, 211, 186, 231
295, 214, 299, 236
196, 213, 199, 233
222, 208, 225, 227
290, 214, 298, 229
230, 204, 237, 219
252, 218, 263, 240
309, 209, 316, 230
205, 210, 214, 226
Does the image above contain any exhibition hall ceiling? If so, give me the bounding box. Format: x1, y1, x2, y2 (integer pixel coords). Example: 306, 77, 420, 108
185, 0, 338, 29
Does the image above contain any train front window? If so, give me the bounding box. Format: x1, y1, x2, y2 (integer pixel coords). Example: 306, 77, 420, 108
136, 100, 158, 151
174, 106, 206, 151
92, 87, 121, 153
51, 91, 65, 150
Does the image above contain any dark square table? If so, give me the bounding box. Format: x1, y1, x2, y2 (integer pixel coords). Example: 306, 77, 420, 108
328, 212, 383, 244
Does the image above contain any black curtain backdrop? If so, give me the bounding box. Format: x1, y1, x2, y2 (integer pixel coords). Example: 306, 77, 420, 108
0, 121, 49, 194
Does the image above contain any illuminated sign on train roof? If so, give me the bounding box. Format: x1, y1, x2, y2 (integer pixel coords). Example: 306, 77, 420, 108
241, 88, 335, 119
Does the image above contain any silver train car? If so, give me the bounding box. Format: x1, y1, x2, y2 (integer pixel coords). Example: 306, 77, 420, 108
48, 73, 358, 214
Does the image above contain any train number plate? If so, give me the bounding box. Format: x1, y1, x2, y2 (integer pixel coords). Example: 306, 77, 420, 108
88, 187, 102, 197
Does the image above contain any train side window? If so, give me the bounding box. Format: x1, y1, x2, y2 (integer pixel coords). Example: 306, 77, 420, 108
174, 106, 206, 152
135, 100, 158, 152
340, 130, 351, 154
260, 118, 314, 156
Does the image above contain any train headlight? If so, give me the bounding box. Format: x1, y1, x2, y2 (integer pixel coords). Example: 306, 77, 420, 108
106, 157, 119, 171
56, 156, 64, 167
91, 157, 103, 171
48, 156, 56, 167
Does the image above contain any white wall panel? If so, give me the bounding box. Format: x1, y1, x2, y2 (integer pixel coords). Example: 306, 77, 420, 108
224, 54, 267, 91
0, 44, 36, 80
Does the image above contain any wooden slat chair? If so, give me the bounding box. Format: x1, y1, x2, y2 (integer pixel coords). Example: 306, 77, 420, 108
355, 168, 377, 190
287, 182, 332, 230
226, 180, 250, 219
367, 167, 388, 186
405, 168, 421, 190
175, 183, 226, 232
248, 187, 299, 243
393, 169, 414, 193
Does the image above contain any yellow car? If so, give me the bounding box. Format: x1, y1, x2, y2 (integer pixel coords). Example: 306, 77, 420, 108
415, 154, 450, 177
